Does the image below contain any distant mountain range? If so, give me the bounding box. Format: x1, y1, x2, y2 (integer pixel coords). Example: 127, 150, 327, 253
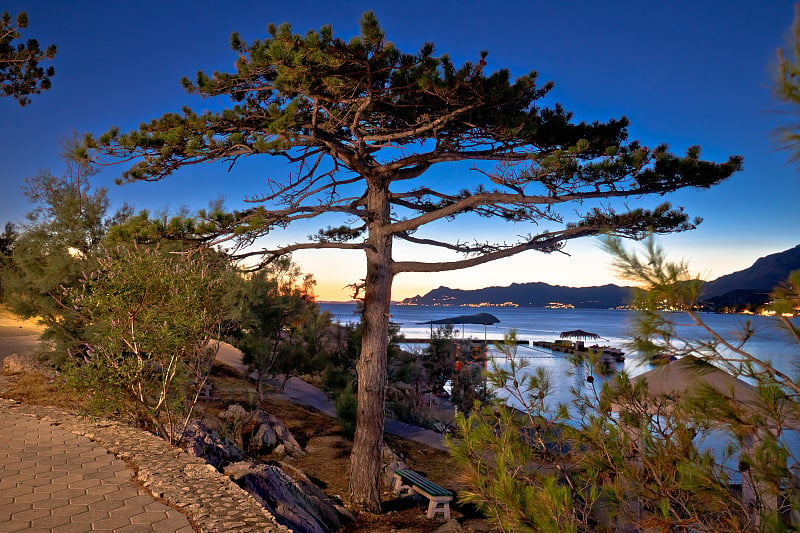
400, 244, 800, 310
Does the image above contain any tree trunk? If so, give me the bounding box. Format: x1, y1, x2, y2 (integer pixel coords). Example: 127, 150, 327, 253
350, 181, 393, 511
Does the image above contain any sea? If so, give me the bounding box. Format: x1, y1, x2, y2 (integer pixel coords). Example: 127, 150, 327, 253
320, 303, 800, 468
320, 303, 800, 400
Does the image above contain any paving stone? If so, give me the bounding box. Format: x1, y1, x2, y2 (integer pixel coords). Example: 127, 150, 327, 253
122, 495, 159, 507
11, 507, 47, 522
52, 522, 99, 533
113, 524, 157, 533
91, 514, 135, 530
0, 519, 33, 532
24, 477, 54, 489
0, 501, 32, 521
68, 492, 107, 506
50, 503, 89, 516
129, 510, 169, 524
0, 486, 29, 499
87, 498, 125, 512
68, 509, 113, 525
50, 488, 87, 500
0, 401, 288, 532
29, 513, 72, 528
13, 491, 51, 505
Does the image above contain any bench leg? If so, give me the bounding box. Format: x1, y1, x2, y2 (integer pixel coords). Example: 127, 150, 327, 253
393, 475, 412, 497
427, 499, 451, 520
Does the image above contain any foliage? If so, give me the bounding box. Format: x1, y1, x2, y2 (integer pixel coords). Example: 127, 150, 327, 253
423, 324, 456, 394
67, 244, 236, 442
775, 4, 800, 166
0, 159, 118, 364
451, 339, 493, 415
336, 384, 359, 439
0, 222, 17, 300
237, 256, 331, 400
80, 12, 742, 509
1, 11, 56, 105
449, 242, 800, 531
0, 222, 16, 257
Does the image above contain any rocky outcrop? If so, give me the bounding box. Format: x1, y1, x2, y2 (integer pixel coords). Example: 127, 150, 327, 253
182, 420, 247, 468
1, 353, 57, 380
218, 404, 304, 457
382, 442, 409, 489
223, 460, 352, 533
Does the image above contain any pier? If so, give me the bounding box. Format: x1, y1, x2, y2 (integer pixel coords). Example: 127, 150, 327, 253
402, 338, 530, 345
530, 340, 624, 362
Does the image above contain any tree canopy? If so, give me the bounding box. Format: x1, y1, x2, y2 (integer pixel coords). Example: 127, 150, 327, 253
776, 4, 800, 166
80, 13, 742, 510
1, 11, 56, 106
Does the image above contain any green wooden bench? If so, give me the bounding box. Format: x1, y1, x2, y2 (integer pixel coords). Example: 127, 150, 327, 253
393, 469, 453, 519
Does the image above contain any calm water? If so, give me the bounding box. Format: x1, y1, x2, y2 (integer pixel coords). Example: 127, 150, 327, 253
323, 303, 800, 469
320, 303, 800, 406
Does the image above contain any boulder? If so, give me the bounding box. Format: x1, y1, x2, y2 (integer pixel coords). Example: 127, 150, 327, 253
181, 420, 246, 468
223, 461, 350, 533
382, 442, 408, 489
433, 520, 465, 533
216, 404, 304, 457
253, 421, 279, 450
2, 353, 56, 379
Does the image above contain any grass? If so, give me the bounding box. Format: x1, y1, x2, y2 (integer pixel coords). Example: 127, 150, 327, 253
0, 371, 83, 410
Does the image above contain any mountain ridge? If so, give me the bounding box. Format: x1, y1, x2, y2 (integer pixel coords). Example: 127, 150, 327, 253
400, 244, 800, 309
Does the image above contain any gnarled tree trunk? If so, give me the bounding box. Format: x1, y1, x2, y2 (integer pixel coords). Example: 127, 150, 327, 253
350, 181, 393, 511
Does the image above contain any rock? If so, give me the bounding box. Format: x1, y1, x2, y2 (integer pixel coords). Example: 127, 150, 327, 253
253, 421, 278, 450
251, 409, 304, 457
222, 461, 256, 480
181, 420, 246, 468
216, 405, 304, 457
272, 444, 286, 458
433, 519, 464, 533
224, 460, 350, 533
382, 442, 408, 489
218, 403, 249, 420
2, 353, 57, 379
462, 518, 498, 532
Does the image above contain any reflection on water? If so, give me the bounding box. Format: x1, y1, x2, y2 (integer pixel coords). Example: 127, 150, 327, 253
321, 303, 800, 462
321, 303, 800, 400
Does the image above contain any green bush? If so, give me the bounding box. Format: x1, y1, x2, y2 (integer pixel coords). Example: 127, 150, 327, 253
335, 385, 358, 439
323, 367, 351, 394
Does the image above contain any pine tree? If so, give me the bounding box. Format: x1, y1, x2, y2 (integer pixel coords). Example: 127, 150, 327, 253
1, 11, 56, 105
79, 13, 742, 510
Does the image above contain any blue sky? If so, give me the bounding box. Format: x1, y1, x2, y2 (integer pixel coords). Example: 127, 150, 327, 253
1, 1, 798, 300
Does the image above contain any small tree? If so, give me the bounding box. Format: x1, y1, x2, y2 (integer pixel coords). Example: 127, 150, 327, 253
238, 256, 320, 400
80, 14, 742, 509
1, 11, 56, 105
0, 222, 17, 300
450, 240, 800, 531
69, 243, 236, 442
1, 158, 121, 363
423, 324, 456, 395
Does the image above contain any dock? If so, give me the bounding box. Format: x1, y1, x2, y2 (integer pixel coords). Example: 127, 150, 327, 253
531, 340, 624, 362
403, 338, 530, 345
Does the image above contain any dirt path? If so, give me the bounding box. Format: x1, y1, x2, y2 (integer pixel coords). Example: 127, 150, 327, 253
215, 341, 449, 451
0, 309, 43, 367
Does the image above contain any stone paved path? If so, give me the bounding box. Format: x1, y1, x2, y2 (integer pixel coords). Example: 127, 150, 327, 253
0, 408, 193, 533
0, 400, 289, 533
